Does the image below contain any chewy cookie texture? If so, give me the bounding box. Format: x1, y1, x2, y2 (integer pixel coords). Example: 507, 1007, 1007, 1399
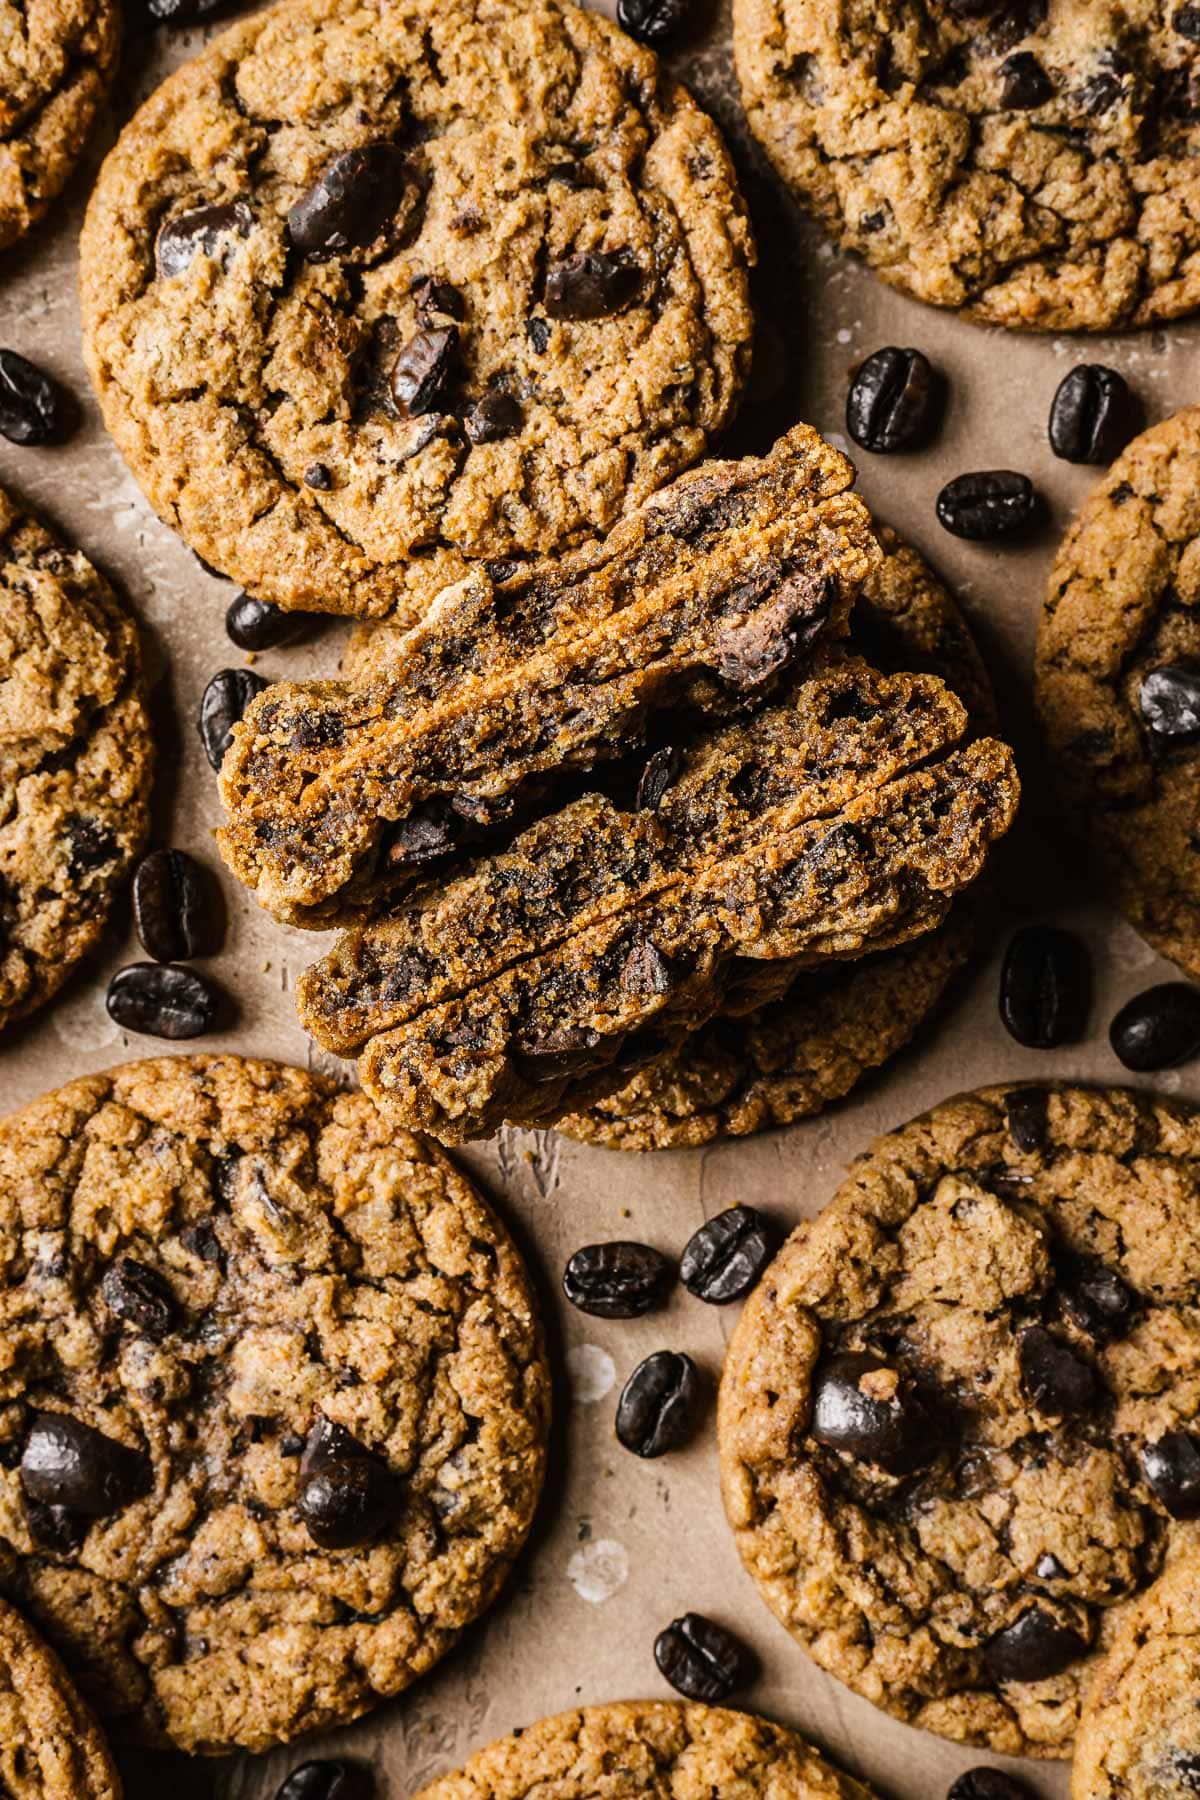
0, 0, 118, 253
734, 0, 1200, 333
79, 0, 754, 621
412, 1700, 877, 1798
720, 1083, 1200, 1758
0, 1597, 121, 1800
0, 486, 152, 1032
0, 1056, 550, 1755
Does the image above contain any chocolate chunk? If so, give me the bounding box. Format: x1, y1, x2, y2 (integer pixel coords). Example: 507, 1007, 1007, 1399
1077, 71, 1123, 115
1175, 5, 1200, 39
297, 1417, 405, 1550
287, 144, 413, 259
810, 1351, 939, 1474
982, 1607, 1088, 1682
846, 347, 942, 454
226, 592, 317, 651
620, 938, 672, 997
947, 1773, 1034, 1800
464, 392, 523, 445
1049, 366, 1138, 465
1004, 1087, 1049, 1153
276, 1763, 373, 1800
23, 1496, 87, 1553
525, 317, 552, 353
101, 1257, 176, 1339
515, 1026, 607, 1083
66, 816, 118, 876
379, 804, 458, 873
616, 1350, 702, 1458
155, 201, 252, 280
21, 1413, 151, 1517
303, 463, 333, 491
987, 0, 1047, 52
617, 0, 693, 43
390, 327, 457, 418
680, 1206, 773, 1304
0, 350, 68, 446
999, 51, 1053, 108
132, 848, 210, 963
713, 572, 834, 690
198, 668, 269, 770
1110, 983, 1200, 1071
562, 1242, 674, 1318
1060, 1255, 1139, 1343
1017, 1327, 1099, 1418
106, 963, 221, 1040
999, 926, 1090, 1049
544, 251, 641, 320
653, 1613, 753, 1702
636, 746, 682, 811
411, 277, 464, 321
1142, 1431, 1200, 1518
937, 471, 1042, 541
1140, 664, 1200, 741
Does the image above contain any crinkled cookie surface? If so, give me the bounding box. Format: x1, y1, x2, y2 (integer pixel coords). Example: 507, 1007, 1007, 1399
0, 1598, 121, 1799
0, 0, 118, 252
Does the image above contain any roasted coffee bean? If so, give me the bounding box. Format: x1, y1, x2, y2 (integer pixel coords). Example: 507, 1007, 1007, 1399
101, 1257, 176, 1339
636, 745, 682, 811
845, 347, 941, 454
654, 1613, 753, 1702
616, 1351, 702, 1458
132, 849, 208, 963
1111, 982, 1200, 1071
287, 144, 412, 258
1141, 1431, 1200, 1517
0, 350, 67, 445
680, 1206, 773, 1304
937, 471, 1041, 541
411, 276, 463, 321
1017, 1327, 1098, 1418
464, 392, 523, 445
544, 250, 641, 320
947, 1772, 1035, 1800
1004, 1087, 1049, 1154
999, 926, 1090, 1049
198, 668, 269, 770
23, 1495, 87, 1553
999, 51, 1053, 107
562, 1241, 674, 1318
297, 1416, 404, 1549
390, 327, 457, 418
1175, 4, 1200, 39
617, 0, 692, 43
106, 963, 220, 1040
809, 1351, 938, 1474
276, 1760, 373, 1800
982, 1607, 1088, 1682
225, 592, 317, 651
1049, 365, 1137, 464
20, 1413, 151, 1517
1060, 1255, 1139, 1343
1139, 663, 1200, 740
155, 201, 252, 280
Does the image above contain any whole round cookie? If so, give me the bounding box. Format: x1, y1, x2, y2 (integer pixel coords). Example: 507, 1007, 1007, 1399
561, 529, 994, 1149
0, 1055, 551, 1755
1038, 408, 1200, 977
719, 1083, 1200, 1758
0, 486, 152, 1030
1073, 1544, 1200, 1798
734, 1, 1200, 332
412, 1700, 877, 1799
80, 0, 754, 622
0, 1597, 121, 1800
0, 0, 118, 254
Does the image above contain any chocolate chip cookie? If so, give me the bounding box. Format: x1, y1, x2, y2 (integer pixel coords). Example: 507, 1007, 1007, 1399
1073, 1544, 1200, 1798
562, 529, 996, 1149
1037, 408, 1200, 978
0, 486, 153, 1031
720, 1083, 1200, 1758
0, 1598, 121, 1799
0, 1055, 550, 1755
0, 0, 118, 254
412, 1700, 877, 1799
734, 2, 1200, 332
79, 0, 754, 622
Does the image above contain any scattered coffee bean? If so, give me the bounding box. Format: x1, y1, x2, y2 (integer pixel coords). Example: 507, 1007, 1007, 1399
411, 276, 464, 321
287, 144, 412, 259
156, 201, 252, 280
1004, 1087, 1049, 1154
297, 1416, 405, 1549
198, 668, 268, 770
20, 1413, 151, 1517
936, 471, 1041, 541
999, 51, 1053, 108
101, 1257, 176, 1340
1139, 663, 1200, 740
1049, 365, 1137, 464
680, 1207, 773, 1304
390, 327, 457, 418
1017, 1327, 1098, 1418
999, 926, 1090, 1049
132, 849, 209, 964
810, 1351, 938, 1474
1110, 982, 1200, 1071
947, 1772, 1034, 1800
465, 392, 523, 445
106, 963, 220, 1040
545, 250, 641, 320
1060, 1255, 1139, 1343
0, 350, 67, 445
562, 1241, 674, 1318
276, 1761, 373, 1800
654, 1612, 753, 1702
225, 592, 316, 651
1141, 1431, 1200, 1517
846, 347, 941, 453
982, 1606, 1088, 1682
616, 1351, 702, 1458
617, 0, 692, 44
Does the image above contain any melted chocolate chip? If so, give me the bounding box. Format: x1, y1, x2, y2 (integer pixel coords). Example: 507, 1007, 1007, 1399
464, 392, 523, 445
1059, 1255, 1139, 1343
1142, 1431, 1200, 1518
544, 250, 641, 320
999, 51, 1053, 107
810, 1351, 939, 1474
21, 1413, 152, 1517
1017, 1327, 1099, 1418
287, 144, 413, 259
155, 201, 252, 280
1139, 664, 1200, 741
982, 1606, 1088, 1682
297, 1417, 404, 1549
1004, 1087, 1049, 1154
411, 276, 464, 321
713, 572, 833, 690
390, 327, 457, 417
379, 804, 458, 873
101, 1257, 177, 1339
